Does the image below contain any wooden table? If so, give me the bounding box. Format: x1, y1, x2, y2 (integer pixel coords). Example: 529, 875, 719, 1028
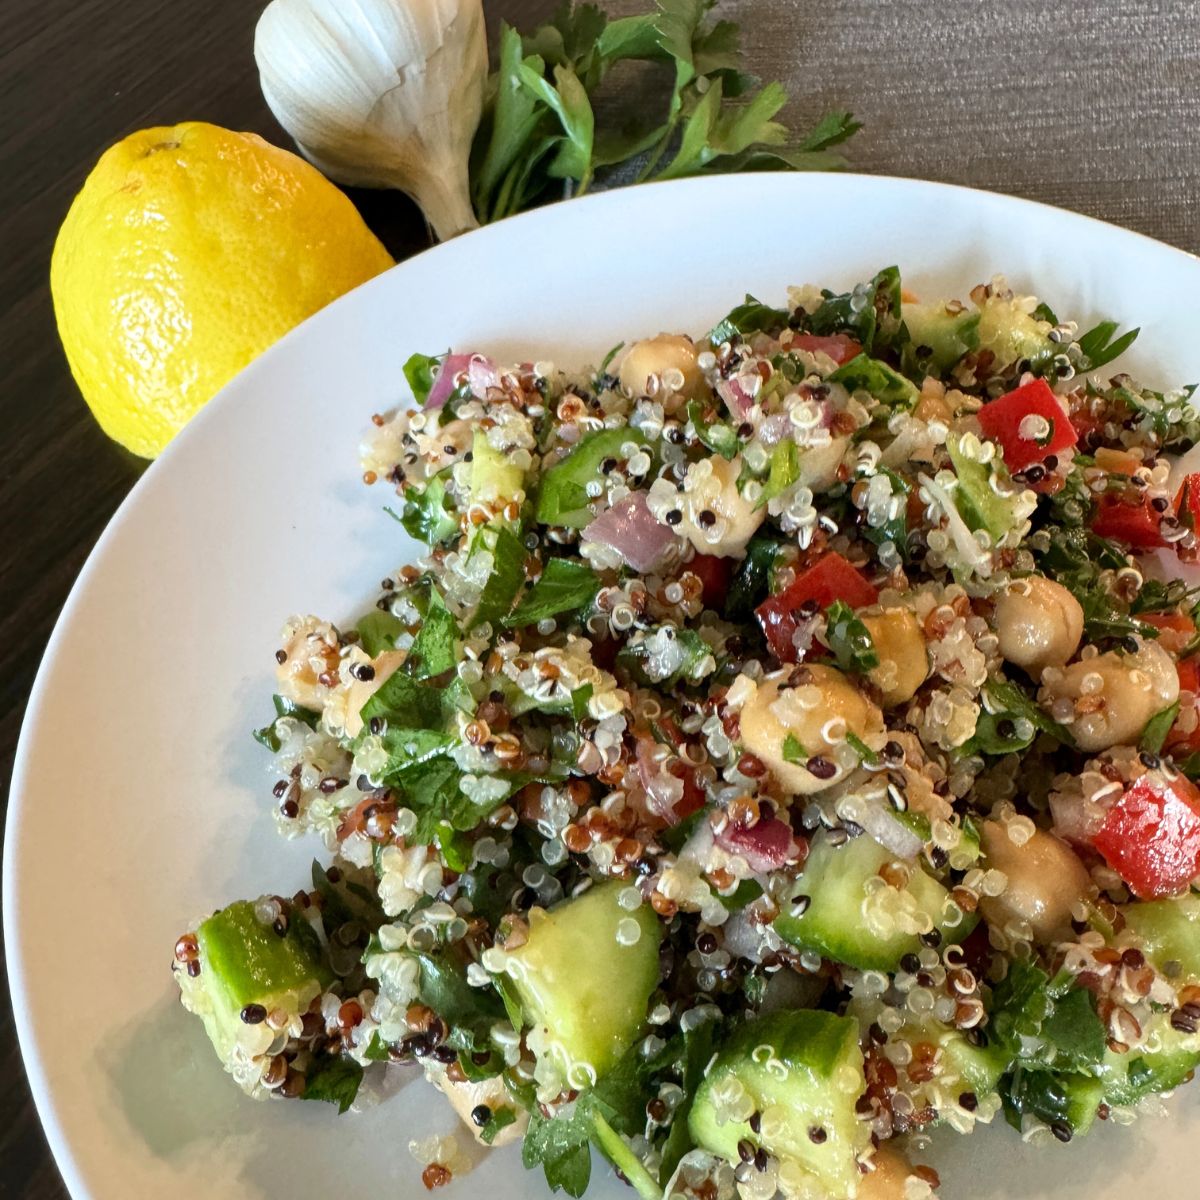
2, 1, 1198, 1196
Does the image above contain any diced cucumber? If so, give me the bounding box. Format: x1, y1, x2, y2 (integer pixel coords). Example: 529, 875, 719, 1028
1002, 1067, 1103, 1136
1120, 894, 1200, 983
773, 833, 976, 972
975, 296, 1054, 374
941, 1030, 1008, 1097
177, 899, 333, 1095
894, 812, 982, 869
901, 302, 981, 374
689, 1010, 868, 1199
534, 428, 646, 528
947, 433, 1024, 544
501, 880, 661, 1085
1094, 1014, 1200, 1107
469, 429, 526, 509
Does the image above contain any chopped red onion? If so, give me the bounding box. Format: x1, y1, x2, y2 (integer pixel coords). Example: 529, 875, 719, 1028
423, 353, 498, 409
583, 491, 680, 573
635, 737, 685, 821
717, 376, 756, 420
717, 816, 795, 873
846, 796, 925, 860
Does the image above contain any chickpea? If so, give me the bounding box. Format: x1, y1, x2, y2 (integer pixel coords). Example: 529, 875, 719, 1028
738, 666, 884, 796
857, 1148, 923, 1200
979, 820, 1091, 942
861, 608, 928, 707
1043, 638, 1178, 752
618, 334, 707, 401
994, 577, 1083, 676
275, 616, 341, 711
678, 455, 765, 558
428, 1061, 529, 1147
796, 436, 849, 493
343, 650, 406, 739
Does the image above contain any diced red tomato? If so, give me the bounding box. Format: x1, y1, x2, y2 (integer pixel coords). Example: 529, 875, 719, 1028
977, 378, 1078, 472
754, 552, 878, 663
689, 554, 733, 610
1093, 773, 1200, 898
1142, 613, 1197, 655
1091, 492, 1168, 549
789, 333, 862, 366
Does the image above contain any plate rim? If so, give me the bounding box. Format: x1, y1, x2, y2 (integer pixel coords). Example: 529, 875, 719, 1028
7, 169, 1200, 1198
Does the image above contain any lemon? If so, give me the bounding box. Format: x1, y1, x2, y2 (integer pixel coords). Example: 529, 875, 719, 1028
50, 122, 394, 458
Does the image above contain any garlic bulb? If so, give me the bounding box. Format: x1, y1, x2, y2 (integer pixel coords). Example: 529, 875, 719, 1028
255, 0, 486, 242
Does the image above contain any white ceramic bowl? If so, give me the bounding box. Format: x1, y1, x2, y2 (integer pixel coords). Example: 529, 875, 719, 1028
7, 174, 1200, 1200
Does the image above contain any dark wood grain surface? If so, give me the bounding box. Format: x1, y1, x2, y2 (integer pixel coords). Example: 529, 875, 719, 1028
2, 1, 1198, 1196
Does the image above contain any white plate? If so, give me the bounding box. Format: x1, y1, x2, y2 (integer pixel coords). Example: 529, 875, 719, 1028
7, 173, 1200, 1200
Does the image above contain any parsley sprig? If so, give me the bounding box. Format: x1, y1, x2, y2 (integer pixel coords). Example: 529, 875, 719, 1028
472, 1, 859, 223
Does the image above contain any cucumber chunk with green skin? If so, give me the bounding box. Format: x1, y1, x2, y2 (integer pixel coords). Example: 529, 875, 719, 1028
502, 880, 661, 1085
946, 433, 1024, 544
178, 900, 333, 1095
773, 833, 976, 972
1120, 894, 1200, 982
901, 302, 981, 374
689, 1011, 868, 1199
975, 296, 1055, 374
470, 428, 526, 508
941, 1030, 1009, 1097
1001, 1066, 1103, 1136
1094, 1014, 1200, 1107
534, 427, 647, 528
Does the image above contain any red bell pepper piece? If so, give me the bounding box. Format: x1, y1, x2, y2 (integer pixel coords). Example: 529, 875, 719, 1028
1175, 473, 1200, 531
755, 552, 878, 663
689, 554, 733, 611
1091, 492, 1167, 549
977, 378, 1078, 472
790, 333, 862, 366
1093, 773, 1200, 898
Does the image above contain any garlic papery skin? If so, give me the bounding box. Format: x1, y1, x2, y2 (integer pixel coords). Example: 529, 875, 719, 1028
255, 0, 486, 242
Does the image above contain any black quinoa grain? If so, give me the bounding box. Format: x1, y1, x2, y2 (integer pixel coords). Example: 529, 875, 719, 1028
748, 1111, 762, 1134
665, 509, 683, 526
186, 960, 201, 977
737, 1139, 755, 1163
369, 717, 384, 736
958, 1091, 978, 1111
471, 1104, 492, 1127
806, 755, 836, 780
275, 649, 287, 664
273, 779, 289, 798
351, 663, 376, 682
272, 917, 289, 937
869, 1023, 888, 1046
697, 932, 718, 954
920, 929, 942, 948
900, 952, 921, 975
791, 894, 811, 916
808, 1126, 827, 1144
281, 799, 299, 819
241, 1003, 268, 1024
754, 1148, 769, 1172
432, 1044, 458, 1064
1050, 1120, 1073, 1143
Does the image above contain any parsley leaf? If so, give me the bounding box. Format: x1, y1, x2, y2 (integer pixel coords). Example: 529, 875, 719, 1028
391, 473, 460, 547
505, 558, 601, 627
412, 949, 507, 1053
824, 600, 879, 673
481, 1106, 519, 1145
1140, 702, 1180, 754
757, 440, 799, 508
408, 588, 459, 678
1074, 320, 1139, 373
302, 1056, 363, 1114
964, 675, 1073, 756
253, 694, 319, 751
827, 354, 917, 407
357, 610, 405, 657
709, 294, 789, 344
618, 625, 715, 686
686, 399, 739, 459
781, 733, 808, 763
472, 525, 528, 629
1039, 987, 1107, 1071
403, 351, 441, 406
804, 266, 902, 353
727, 534, 784, 620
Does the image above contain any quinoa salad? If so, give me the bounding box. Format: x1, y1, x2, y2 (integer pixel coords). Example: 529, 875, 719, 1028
174, 267, 1200, 1200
